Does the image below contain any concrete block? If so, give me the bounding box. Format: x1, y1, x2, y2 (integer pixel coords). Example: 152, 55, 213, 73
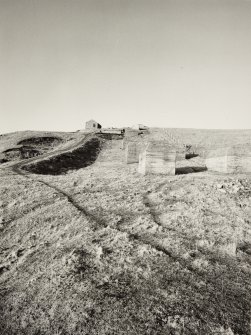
206, 155, 228, 173
125, 142, 141, 164
138, 142, 176, 175
205, 146, 251, 173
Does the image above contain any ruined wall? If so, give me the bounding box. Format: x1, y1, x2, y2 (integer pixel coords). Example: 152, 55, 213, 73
125, 142, 146, 164
125, 142, 139, 164
122, 129, 140, 149
205, 156, 228, 173
124, 129, 139, 138
205, 146, 251, 173
176, 150, 186, 161
138, 142, 176, 175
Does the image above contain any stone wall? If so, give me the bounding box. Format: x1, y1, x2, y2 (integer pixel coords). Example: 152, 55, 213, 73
138, 141, 176, 175
122, 129, 140, 149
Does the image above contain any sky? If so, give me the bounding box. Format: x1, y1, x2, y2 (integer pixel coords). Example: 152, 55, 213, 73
0, 0, 251, 133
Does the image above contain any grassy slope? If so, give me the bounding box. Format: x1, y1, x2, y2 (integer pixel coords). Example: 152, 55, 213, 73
0, 129, 251, 335
0, 131, 74, 153
150, 128, 251, 148
21, 136, 104, 175
0, 130, 94, 166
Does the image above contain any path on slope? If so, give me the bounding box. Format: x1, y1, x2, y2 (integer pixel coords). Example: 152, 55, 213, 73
1, 136, 250, 334
0, 131, 106, 225
2, 135, 250, 285
1, 132, 94, 174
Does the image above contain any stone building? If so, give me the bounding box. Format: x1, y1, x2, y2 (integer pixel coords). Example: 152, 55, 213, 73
85, 120, 102, 130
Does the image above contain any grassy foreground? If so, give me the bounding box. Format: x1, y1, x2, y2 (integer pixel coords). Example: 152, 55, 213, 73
0, 132, 251, 335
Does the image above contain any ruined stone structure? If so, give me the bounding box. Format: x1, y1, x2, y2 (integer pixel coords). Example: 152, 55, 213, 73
124, 128, 140, 138
101, 128, 123, 135
206, 146, 251, 173
85, 119, 102, 130
131, 124, 148, 131
122, 129, 141, 149
125, 142, 145, 164
138, 141, 176, 175
176, 149, 186, 161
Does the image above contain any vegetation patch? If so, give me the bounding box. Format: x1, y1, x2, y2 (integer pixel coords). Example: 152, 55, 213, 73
22, 137, 103, 175
1, 130, 251, 334
0, 136, 64, 164
17, 136, 63, 147
2, 146, 41, 162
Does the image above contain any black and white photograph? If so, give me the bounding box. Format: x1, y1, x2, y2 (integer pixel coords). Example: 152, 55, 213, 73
0, 0, 251, 334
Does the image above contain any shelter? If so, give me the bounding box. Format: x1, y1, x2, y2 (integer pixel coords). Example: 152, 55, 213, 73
85, 120, 102, 130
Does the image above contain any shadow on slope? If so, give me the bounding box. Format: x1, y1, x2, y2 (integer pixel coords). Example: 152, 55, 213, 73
22, 137, 103, 175
176, 166, 208, 174
185, 153, 199, 159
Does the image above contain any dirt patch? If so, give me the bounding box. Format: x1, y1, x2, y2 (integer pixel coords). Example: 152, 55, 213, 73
22, 137, 103, 175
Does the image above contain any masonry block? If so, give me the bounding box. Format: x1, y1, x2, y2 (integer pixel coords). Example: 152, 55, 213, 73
138, 142, 176, 175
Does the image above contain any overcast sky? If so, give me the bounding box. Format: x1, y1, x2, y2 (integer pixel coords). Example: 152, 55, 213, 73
0, 0, 251, 133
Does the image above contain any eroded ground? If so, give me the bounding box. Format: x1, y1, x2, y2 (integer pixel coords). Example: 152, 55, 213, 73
0, 139, 251, 335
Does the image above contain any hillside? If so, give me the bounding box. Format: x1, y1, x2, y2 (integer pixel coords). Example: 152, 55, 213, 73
152, 128, 251, 148
0, 128, 251, 335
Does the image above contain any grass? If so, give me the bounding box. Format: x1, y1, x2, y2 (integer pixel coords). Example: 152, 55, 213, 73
22, 136, 104, 175
0, 129, 251, 334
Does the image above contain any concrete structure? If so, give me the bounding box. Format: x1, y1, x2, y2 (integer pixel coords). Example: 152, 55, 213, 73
85, 119, 102, 130
131, 124, 148, 131
176, 149, 186, 161
100, 128, 124, 135
138, 141, 176, 175
122, 139, 127, 150
125, 142, 144, 164
206, 146, 251, 173
122, 129, 141, 149
124, 128, 140, 137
